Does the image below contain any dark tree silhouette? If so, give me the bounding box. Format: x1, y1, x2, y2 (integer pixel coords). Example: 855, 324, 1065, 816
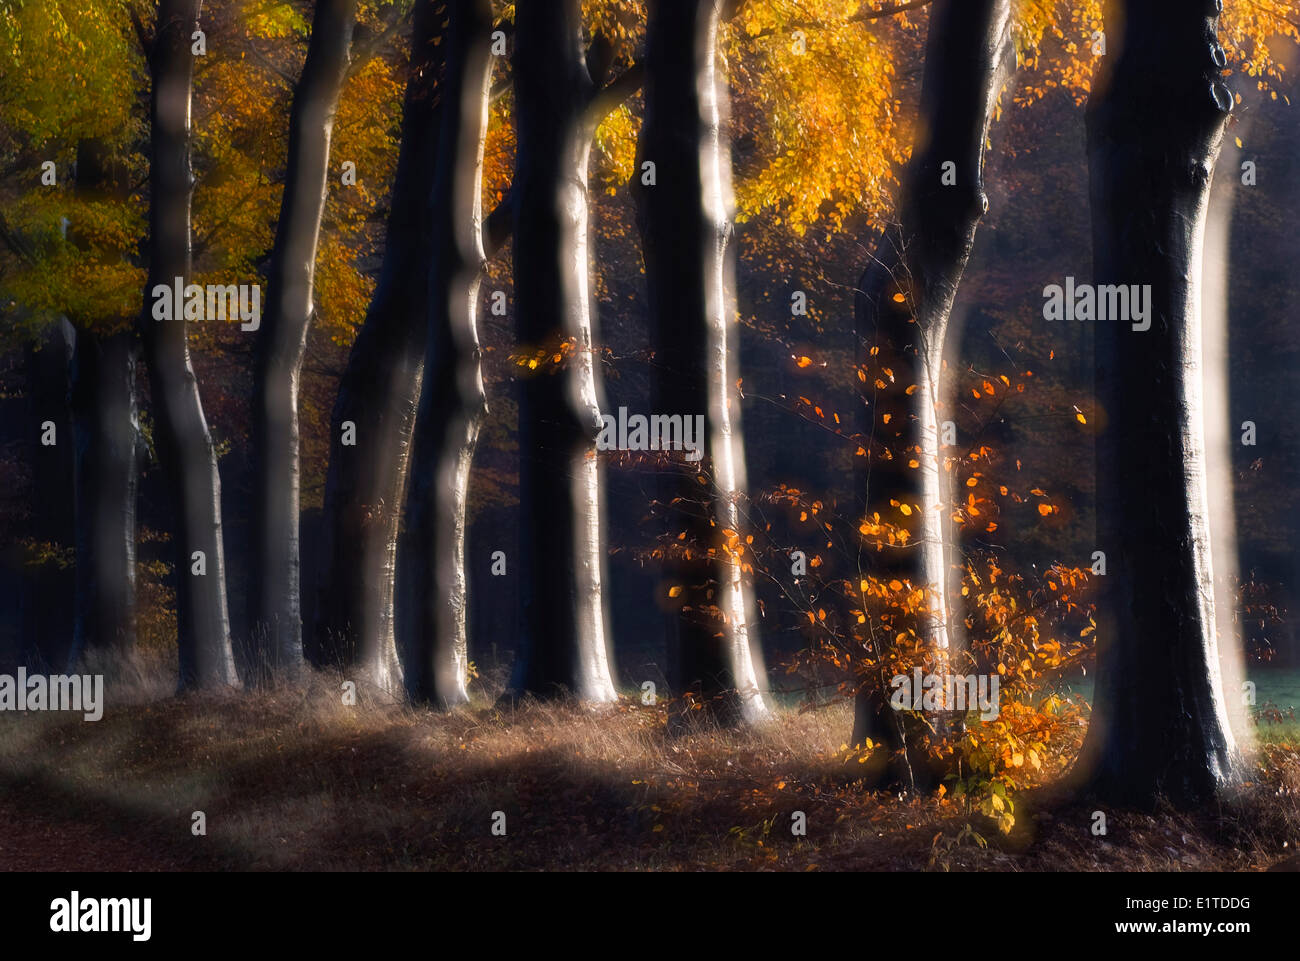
1076, 0, 1243, 808
67, 140, 140, 666
22, 319, 75, 670
636, 0, 769, 726
503, 0, 617, 702
69, 330, 139, 662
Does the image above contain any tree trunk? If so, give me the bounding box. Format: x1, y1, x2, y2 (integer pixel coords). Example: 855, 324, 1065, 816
399, 0, 493, 708
315, 0, 444, 694
1076, 0, 1242, 808
22, 319, 76, 671
503, 0, 617, 703
635, 0, 768, 726
68, 330, 139, 663
67, 139, 140, 666
850, 0, 1011, 754
249, 0, 358, 677
315, 5, 638, 702
139, 0, 238, 690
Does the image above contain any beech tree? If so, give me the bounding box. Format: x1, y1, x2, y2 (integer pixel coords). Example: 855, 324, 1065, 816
317, 2, 638, 702
139, 0, 239, 689
22, 321, 77, 669
636, 0, 768, 725
249, 0, 359, 675
315, 0, 444, 694
502, 0, 618, 702
68, 327, 139, 663
1075, 0, 1242, 807
850, 0, 1012, 748
399, 0, 493, 707
65, 140, 143, 666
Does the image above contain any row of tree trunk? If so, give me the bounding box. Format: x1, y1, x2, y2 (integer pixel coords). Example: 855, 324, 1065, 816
34, 0, 1248, 808
44, 0, 769, 720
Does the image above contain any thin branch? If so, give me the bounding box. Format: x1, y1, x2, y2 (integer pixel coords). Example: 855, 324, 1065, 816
1245, 0, 1300, 32
849, 0, 933, 23
129, 4, 152, 57
0, 213, 38, 266
246, 40, 297, 88
747, 0, 932, 39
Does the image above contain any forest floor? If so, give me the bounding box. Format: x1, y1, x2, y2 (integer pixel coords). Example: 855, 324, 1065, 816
1, 665, 1298, 872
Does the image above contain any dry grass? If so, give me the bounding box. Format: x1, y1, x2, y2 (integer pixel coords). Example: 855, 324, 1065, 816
0, 659, 1297, 871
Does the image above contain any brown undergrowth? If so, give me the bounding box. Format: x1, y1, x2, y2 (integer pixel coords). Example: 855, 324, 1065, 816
0, 661, 1296, 872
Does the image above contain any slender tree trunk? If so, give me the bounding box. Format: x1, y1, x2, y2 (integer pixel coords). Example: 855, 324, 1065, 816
635, 0, 768, 726
400, 0, 492, 708
139, 0, 238, 690
503, 0, 617, 703
1076, 0, 1242, 808
249, 0, 358, 677
315, 0, 445, 694
850, 0, 1011, 752
22, 319, 76, 671
68, 330, 139, 663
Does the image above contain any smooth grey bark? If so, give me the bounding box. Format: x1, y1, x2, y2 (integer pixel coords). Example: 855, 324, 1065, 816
249, 0, 358, 677
316, 5, 640, 701
502, 0, 617, 703
315, 0, 444, 695
1201, 96, 1255, 748
399, 0, 493, 708
850, 0, 1011, 753
69, 329, 139, 663
1076, 0, 1242, 808
635, 0, 769, 726
139, 0, 238, 689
